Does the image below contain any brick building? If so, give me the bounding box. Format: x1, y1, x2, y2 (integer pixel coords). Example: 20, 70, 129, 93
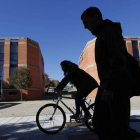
79, 36, 140, 98
0, 37, 44, 101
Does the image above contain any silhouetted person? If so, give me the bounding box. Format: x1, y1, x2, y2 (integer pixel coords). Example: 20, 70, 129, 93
55, 60, 98, 121
81, 7, 139, 140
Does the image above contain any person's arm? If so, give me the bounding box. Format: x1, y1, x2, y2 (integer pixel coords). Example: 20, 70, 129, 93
56, 66, 74, 90
102, 26, 126, 100
105, 27, 126, 91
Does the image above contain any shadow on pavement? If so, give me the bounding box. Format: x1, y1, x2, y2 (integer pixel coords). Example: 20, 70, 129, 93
0, 119, 99, 140
130, 115, 140, 122
0, 103, 21, 110
0, 117, 140, 140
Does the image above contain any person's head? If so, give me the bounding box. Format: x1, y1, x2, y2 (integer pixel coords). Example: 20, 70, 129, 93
60, 60, 71, 75
81, 7, 103, 34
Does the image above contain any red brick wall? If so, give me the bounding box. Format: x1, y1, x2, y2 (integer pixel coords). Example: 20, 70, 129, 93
27, 65, 40, 89
28, 89, 43, 100
3, 39, 10, 88
126, 38, 133, 56
1, 90, 28, 101
26, 39, 44, 98
27, 39, 39, 48
27, 43, 39, 67
3, 67, 10, 89
79, 39, 96, 69
39, 49, 44, 93
18, 39, 27, 64
79, 39, 99, 98
1, 37, 44, 101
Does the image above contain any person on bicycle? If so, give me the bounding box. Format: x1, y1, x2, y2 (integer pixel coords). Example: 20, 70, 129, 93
54, 60, 98, 122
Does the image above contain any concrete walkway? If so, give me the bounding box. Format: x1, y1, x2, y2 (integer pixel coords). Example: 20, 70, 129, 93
0, 96, 140, 117
0, 96, 140, 140
0, 112, 140, 140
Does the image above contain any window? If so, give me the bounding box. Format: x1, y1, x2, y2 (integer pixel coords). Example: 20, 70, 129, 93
10, 54, 18, 60
0, 41, 4, 75
0, 65, 3, 69
0, 45, 4, 53
10, 44, 18, 53
0, 66, 3, 79
0, 61, 4, 65
0, 54, 4, 60
10, 40, 18, 75
0, 71, 2, 77
0, 80, 1, 89
11, 40, 18, 42
10, 67, 17, 75
132, 40, 139, 61
10, 60, 18, 64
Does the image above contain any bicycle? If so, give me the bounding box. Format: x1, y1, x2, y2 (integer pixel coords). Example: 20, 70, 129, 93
36, 90, 95, 134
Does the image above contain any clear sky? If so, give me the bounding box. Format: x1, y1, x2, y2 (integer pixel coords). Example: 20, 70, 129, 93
0, 0, 140, 81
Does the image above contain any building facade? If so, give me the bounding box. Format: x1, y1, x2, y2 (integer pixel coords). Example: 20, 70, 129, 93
79, 36, 140, 98
0, 37, 44, 101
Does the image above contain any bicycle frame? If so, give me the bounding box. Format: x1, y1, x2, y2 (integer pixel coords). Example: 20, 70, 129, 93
52, 92, 92, 119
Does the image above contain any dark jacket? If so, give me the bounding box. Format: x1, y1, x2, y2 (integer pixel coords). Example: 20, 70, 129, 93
57, 62, 98, 98
94, 19, 130, 92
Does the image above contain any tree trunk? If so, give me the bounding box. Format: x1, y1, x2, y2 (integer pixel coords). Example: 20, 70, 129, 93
20, 89, 23, 101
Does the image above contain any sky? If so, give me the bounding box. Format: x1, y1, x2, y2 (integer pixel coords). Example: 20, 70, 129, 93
0, 0, 140, 82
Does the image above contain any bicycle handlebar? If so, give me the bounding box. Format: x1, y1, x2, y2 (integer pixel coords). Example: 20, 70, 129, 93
54, 90, 62, 97
54, 90, 88, 101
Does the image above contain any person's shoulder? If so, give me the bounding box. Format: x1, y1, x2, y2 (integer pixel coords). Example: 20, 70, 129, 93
69, 62, 78, 68
102, 25, 116, 34
67, 62, 78, 71
100, 26, 122, 41
102, 22, 122, 35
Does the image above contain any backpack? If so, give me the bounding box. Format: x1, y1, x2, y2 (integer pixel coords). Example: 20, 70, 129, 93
126, 53, 140, 97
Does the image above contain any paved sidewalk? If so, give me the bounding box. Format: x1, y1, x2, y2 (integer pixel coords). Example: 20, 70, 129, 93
0, 112, 140, 140
0, 96, 140, 140
0, 114, 97, 140
0, 96, 140, 117
0, 98, 95, 117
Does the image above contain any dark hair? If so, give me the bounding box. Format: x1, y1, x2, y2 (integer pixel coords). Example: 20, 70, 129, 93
60, 60, 71, 75
60, 60, 70, 67
81, 7, 103, 20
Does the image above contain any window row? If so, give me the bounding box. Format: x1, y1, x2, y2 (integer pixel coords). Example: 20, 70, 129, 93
0, 41, 18, 53
0, 66, 17, 77
10, 42, 18, 75
10, 43, 18, 53
132, 40, 139, 61
0, 53, 18, 61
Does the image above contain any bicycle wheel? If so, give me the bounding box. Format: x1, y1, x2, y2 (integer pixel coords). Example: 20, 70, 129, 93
85, 103, 95, 132
36, 103, 66, 134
